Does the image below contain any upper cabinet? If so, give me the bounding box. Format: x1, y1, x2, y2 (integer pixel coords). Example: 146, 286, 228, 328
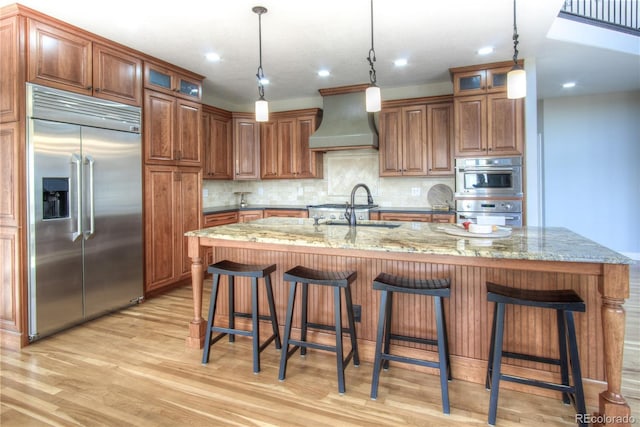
379, 97, 454, 177
202, 105, 233, 180
233, 113, 260, 180
27, 19, 142, 106
450, 61, 524, 157
260, 109, 322, 179
144, 60, 202, 102
144, 90, 202, 166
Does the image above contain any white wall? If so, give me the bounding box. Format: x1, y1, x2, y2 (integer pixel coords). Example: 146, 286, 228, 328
541, 90, 640, 255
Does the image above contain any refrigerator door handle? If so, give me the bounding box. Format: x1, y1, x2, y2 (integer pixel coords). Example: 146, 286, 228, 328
71, 154, 83, 242
84, 155, 95, 240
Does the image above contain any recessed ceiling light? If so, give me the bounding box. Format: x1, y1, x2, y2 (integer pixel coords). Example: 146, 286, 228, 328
205, 52, 221, 62
477, 46, 494, 55
259, 78, 270, 85
394, 58, 408, 67
318, 70, 330, 77
563, 82, 576, 88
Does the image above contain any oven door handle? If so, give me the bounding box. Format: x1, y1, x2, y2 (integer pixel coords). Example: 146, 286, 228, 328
458, 214, 517, 220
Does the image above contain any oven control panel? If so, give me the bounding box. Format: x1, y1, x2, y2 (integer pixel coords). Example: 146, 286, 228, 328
455, 199, 522, 213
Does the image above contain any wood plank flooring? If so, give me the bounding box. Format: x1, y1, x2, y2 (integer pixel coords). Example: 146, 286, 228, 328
1, 264, 638, 426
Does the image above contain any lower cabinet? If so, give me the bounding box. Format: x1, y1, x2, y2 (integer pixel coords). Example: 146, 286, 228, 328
378, 212, 455, 223
202, 211, 239, 267
263, 209, 308, 218
144, 165, 201, 294
238, 210, 263, 223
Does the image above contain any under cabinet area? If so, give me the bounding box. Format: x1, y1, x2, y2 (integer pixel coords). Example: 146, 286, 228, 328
27, 18, 143, 106
379, 97, 454, 177
450, 61, 524, 157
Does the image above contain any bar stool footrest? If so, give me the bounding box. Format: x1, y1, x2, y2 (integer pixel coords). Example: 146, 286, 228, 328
381, 353, 440, 369
502, 350, 562, 366
389, 333, 439, 347
501, 373, 577, 394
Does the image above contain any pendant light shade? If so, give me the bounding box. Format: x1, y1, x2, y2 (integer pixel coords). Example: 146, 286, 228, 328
253, 6, 269, 122
507, 65, 526, 99
255, 98, 269, 122
507, 0, 526, 99
366, 85, 381, 112
365, 0, 381, 112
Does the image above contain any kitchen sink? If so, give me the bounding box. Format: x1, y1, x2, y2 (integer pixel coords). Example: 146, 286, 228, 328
324, 220, 401, 229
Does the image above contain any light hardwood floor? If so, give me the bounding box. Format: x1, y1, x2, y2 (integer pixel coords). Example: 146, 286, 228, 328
1, 264, 638, 426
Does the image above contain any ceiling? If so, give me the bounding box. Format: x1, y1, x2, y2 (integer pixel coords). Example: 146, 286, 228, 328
3, 0, 639, 110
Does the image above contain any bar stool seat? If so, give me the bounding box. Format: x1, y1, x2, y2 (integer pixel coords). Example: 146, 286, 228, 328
370, 272, 452, 414
202, 260, 281, 374
485, 282, 587, 426
278, 266, 360, 394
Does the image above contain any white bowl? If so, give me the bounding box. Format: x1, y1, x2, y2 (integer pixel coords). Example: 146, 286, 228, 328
468, 223, 493, 234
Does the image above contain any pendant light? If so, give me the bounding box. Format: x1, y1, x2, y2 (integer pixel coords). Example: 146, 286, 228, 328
507, 0, 526, 99
253, 6, 269, 122
365, 0, 381, 112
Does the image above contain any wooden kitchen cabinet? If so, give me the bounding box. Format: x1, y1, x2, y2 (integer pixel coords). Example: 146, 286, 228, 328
379, 97, 453, 177
144, 60, 202, 101
260, 109, 322, 179
144, 90, 202, 166
1, 15, 22, 123
432, 213, 455, 223
202, 211, 239, 266
379, 212, 432, 222
144, 165, 201, 294
451, 62, 524, 157
263, 209, 308, 218
233, 113, 260, 180
27, 18, 142, 106
238, 210, 263, 223
202, 105, 233, 179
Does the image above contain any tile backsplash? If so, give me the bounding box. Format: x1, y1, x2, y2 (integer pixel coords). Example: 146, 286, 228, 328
202, 149, 455, 209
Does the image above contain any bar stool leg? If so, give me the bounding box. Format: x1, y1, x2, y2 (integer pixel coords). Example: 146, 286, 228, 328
370, 289, 388, 399
441, 299, 452, 381
435, 296, 450, 414
251, 277, 260, 373
228, 276, 235, 343
382, 291, 393, 370
488, 302, 506, 426
566, 311, 587, 426
202, 273, 221, 364
334, 286, 346, 394
279, 281, 297, 381
486, 303, 498, 389
264, 275, 281, 349
300, 283, 309, 356
344, 284, 360, 366
557, 309, 571, 405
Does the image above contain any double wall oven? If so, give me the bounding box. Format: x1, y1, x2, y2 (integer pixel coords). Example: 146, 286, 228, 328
455, 157, 523, 226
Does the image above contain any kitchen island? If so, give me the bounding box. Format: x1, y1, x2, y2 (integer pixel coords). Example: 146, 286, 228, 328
185, 218, 633, 424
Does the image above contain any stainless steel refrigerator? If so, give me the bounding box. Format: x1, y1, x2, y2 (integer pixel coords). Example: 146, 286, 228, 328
27, 83, 143, 341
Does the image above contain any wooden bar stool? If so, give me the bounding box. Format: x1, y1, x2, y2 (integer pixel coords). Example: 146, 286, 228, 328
202, 260, 281, 374
370, 272, 452, 414
485, 282, 587, 426
278, 266, 360, 394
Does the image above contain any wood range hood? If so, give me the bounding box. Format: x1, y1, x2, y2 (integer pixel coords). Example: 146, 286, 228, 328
308, 84, 379, 151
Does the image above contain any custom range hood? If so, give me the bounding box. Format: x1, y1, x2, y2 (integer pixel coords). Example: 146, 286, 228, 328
308, 84, 378, 151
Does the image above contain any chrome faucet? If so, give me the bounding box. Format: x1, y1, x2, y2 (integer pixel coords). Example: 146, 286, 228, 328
344, 183, 374, 227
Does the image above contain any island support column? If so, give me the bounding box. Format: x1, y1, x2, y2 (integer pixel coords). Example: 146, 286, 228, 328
597, 264, 631, 427
186, 235, 205, 349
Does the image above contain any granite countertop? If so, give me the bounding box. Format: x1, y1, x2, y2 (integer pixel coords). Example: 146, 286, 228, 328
186, 217, 633, 265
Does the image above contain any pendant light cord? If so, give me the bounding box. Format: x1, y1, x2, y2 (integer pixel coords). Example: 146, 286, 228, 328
512, 0, 520, 65
366, 0, 377, 86
255, 7, 266, 100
